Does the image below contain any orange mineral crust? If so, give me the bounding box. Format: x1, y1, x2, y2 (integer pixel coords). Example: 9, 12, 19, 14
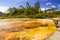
0, 19, 56, 40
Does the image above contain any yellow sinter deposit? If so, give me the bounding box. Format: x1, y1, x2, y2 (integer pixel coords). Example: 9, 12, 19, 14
5, 19, 56, 40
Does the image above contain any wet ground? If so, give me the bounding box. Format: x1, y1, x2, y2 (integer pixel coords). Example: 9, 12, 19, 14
0, 18, 59, 40
46, 28, 60, 40
46, 21, 60, 40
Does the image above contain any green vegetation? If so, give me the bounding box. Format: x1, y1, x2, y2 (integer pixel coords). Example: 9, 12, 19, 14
0, 1, 60, 19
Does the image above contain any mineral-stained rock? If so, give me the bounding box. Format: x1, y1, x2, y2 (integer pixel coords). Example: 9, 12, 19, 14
0, 18, 56, 40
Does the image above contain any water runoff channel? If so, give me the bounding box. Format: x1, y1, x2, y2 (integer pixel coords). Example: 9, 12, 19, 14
46, 20, 60, 40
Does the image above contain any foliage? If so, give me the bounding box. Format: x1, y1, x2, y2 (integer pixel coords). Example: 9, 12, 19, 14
0, 1, 60, 19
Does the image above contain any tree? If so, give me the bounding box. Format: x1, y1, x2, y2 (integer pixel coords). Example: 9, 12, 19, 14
8, 7, 16, 13
26, 2, 31, 8
25, 2, 31, 15
34, 1, 40, 13
8, 7, 18, 15
18, 5, 25, 13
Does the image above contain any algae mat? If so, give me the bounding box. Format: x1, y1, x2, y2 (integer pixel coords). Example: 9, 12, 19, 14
0, 19, 56, 40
